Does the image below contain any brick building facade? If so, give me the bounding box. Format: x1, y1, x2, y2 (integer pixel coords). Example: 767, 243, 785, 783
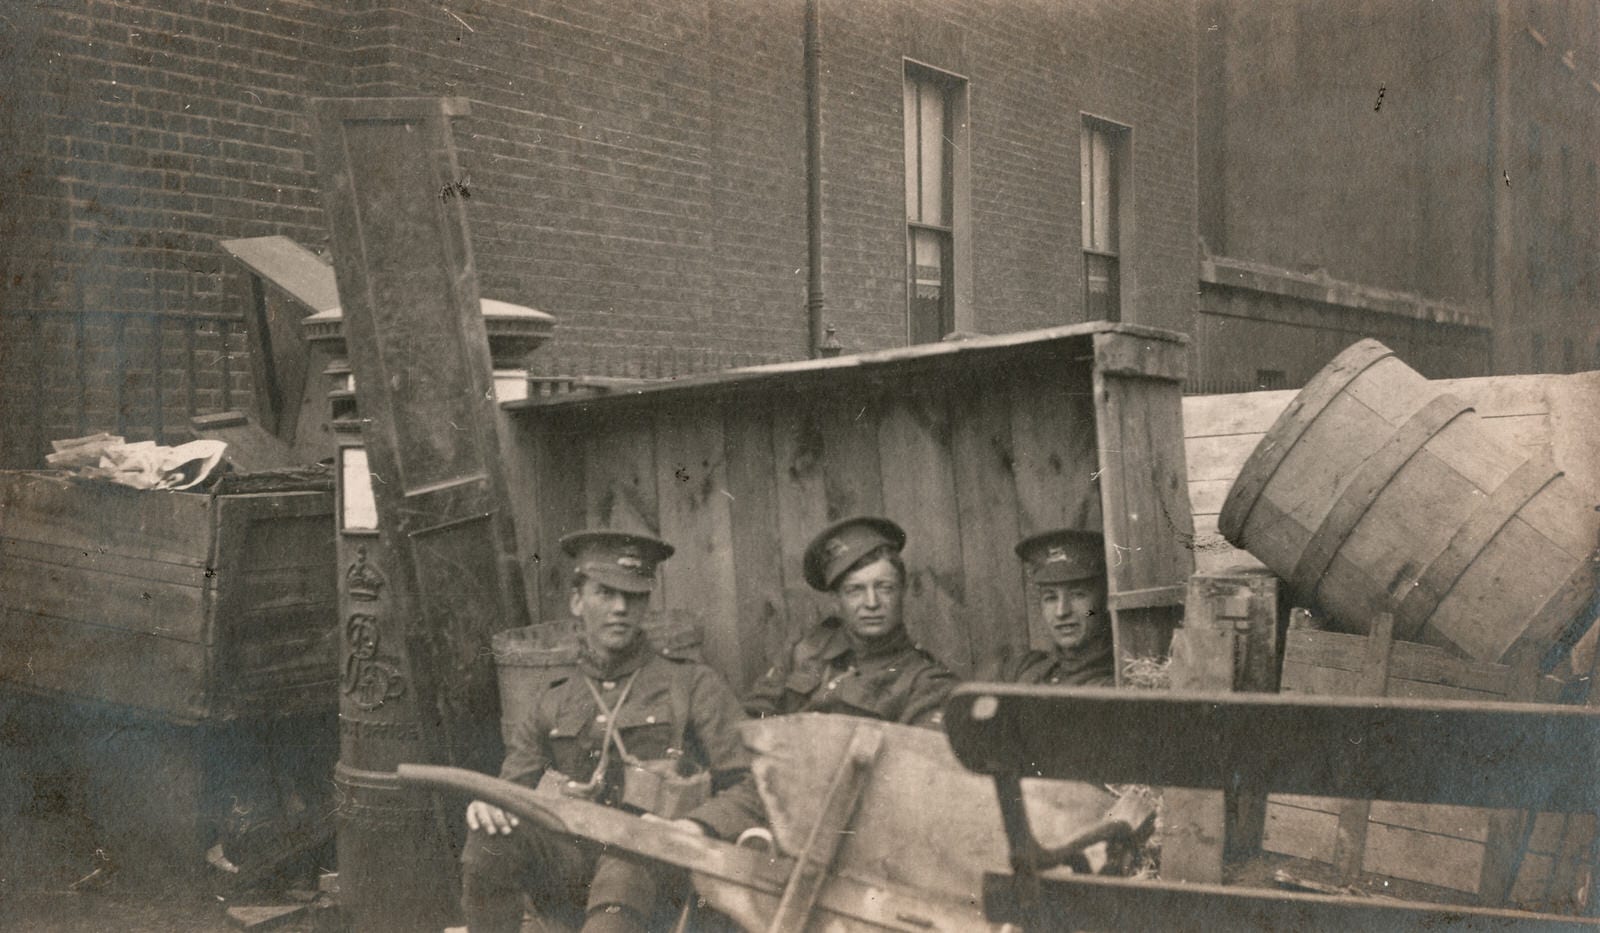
3, 1, 1595, 467
1195, 0, 1600, 387
0, 0, 1197, 468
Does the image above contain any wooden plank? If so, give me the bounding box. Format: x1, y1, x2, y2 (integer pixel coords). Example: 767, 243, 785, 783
1161, 625, 1235, 884
503, 322, 1168, 413
1332, 614, 1395, 883
396, 761, 988, 932
654, 406, 742, 684
1093, 329, 1188, 381
982, 870, 1600, 932
0, 537, 201, 590
312, 96, 531, 778
1008, 365, 1101, 540
1369, 801, 1492, 842
744, 713, 1111, 910
0, 553, 207, 643
1182, 389, 1298, 438
0, 474, 211, 568
813, 388, 886, 522
947, 373, 1027, 661
528, 414, 588, 624
1095, 367, 1193, 665
769, 393, 835, 646
1364, 821, 1487, 893
0, 608, 211, 722
582, 410, 660, 536
1280, 629, 1536, 697
1262, 799, 1339, 862
1546, 371, 1600, 498
217, 235, 341, 314
766, 724, 884, 932
1183, 433, 1259, 483
493, 405, 545, 618
722, 399, 787, 688
877, 385, 970, 672
944, 685, 1600, 812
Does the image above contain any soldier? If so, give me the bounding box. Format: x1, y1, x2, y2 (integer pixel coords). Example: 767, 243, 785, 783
745, 516, 958, 727
460, 530, 764, 933
980, 529, 1116, 686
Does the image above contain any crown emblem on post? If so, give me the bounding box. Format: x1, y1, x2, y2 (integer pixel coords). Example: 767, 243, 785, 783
345, 546, 387, 601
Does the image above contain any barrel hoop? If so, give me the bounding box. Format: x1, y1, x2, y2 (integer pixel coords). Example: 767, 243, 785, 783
1394, 454, 1562, 641
1218, 339, 1394, 544
1289, 393, 1474, 602
1498, 551, 1600, 670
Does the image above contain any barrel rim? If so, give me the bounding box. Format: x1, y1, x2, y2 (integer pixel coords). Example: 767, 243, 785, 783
1217, 339, 1395, 544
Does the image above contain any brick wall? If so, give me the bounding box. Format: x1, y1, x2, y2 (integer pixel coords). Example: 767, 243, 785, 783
0, 0, 357, 465
1200, 0, 1600, 378
0, 0, 1199, 466
805, 0, 1198, 346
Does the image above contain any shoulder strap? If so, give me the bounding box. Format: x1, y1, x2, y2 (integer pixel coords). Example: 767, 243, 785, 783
667, 660, 693, 756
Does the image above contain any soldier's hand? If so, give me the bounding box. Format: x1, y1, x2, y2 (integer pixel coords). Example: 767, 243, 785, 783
641, 813, 706, 837
466, 799, 519, 835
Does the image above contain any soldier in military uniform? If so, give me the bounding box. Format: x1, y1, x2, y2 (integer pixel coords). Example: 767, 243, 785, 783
460, 530, 764, 933
744, 516, 958, 728
979, 529, 1117, 686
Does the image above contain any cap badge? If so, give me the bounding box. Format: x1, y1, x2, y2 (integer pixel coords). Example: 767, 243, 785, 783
616, 554, 644, 571
823, 538, 848, 558
1046, 545, 1069, 563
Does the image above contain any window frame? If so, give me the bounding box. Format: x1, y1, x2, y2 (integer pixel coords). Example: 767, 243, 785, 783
903, 59, 972, 344
1080, 114, 1133, 322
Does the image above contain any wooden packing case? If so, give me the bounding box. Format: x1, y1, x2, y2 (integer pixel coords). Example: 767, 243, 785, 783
0, 471, 339, 723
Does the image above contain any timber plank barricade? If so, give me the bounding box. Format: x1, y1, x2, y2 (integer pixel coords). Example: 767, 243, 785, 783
502, 321, 1195, 689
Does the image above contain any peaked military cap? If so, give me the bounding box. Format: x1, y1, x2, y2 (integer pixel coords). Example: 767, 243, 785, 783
1016, 529, 1105, 585
803, 515, 907, 592
560, 529, 674, 594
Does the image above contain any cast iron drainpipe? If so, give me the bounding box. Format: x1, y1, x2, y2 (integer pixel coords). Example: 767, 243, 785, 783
805, 0, 826, 358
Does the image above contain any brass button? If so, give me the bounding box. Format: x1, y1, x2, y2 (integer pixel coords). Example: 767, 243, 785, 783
596, 714, 608, 724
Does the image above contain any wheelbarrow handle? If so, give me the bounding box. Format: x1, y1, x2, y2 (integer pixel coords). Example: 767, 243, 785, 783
396, 763, 570, 836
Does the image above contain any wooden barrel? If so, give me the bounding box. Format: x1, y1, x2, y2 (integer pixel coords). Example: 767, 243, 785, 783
1218, 339, 1600, 666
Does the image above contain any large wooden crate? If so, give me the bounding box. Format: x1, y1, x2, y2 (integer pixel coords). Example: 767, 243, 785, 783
500, 323, 1194, 688
0, 471, 339, 723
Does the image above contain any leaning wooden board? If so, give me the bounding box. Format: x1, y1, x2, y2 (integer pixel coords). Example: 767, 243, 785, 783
1262, 627, 1596, 908
0, 471, 339, 723
1183, 370, 1600, 576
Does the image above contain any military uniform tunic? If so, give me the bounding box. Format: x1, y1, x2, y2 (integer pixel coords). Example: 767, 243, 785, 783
979, 641, 1116, 686
744, 618, 958, 728
461, 635, 763, 932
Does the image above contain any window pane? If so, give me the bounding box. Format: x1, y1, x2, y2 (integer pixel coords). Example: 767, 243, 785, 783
1090, 129, 1116, 253
919, 81, 946, 226
904, 78, 919, 221
910, 228, 949, 343
1085, 251, 1120, 322
1081, 124, 1093, 247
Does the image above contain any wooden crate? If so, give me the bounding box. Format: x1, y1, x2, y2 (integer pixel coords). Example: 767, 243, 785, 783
501, 322, 1194, 689
1263, 626, 1595, 909
0, 472, 339, 723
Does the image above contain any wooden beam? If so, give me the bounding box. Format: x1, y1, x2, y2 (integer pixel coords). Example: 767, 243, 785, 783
945, 685, 1600, 811
767, 724, 884, 932
980, 872, 1600, 931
